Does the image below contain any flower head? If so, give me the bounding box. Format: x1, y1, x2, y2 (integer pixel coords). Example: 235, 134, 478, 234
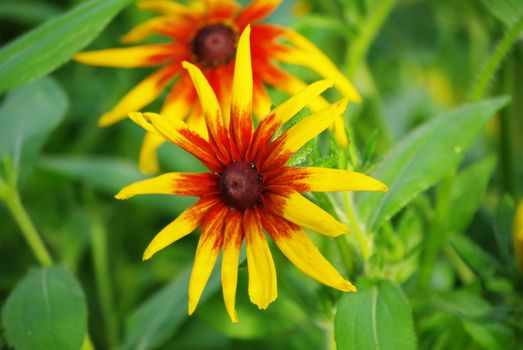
75, 0, 360, 173
116, 26, 385, 322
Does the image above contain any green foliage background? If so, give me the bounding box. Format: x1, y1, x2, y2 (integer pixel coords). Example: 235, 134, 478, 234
1, 0, 522, 349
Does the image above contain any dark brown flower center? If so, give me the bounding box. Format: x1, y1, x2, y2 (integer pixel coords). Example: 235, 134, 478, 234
192, 24, 236, 67
220, 161, 263, 210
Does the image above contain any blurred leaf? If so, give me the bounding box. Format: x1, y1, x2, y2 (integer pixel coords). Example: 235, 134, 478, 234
0, 1, 62, 25
0, 77, 68, 179
450, 235, 498, 277
1, 266, 87, 350
480, 0, 523, 26
199, 269, 308, 340
38, 155, 195, 214
494, 194, 516, 263
0, 0, 132, 94
448, 157, 496, 233
121, 268, 220, 350
334, 279, 417, 350
357, 97, 508, 231
360, 129, 379, 172
462, 320, 515, 350
38, 155, 144, 194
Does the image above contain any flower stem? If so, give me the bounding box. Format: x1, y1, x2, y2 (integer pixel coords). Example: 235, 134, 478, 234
343, 192, 370, 261
418, 172, 455, 289
90, 213, 119, 348
345, 0, 397, 75
469, 13, 523, 101
4, 189, 53, 266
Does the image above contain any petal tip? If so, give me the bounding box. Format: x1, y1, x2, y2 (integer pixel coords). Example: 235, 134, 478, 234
340, 281, 357, 292
114, 190, 129, 200
228, 310, 239, 323
181, 61, 193, 70
98, 113, 115, 127
188, 301, 197, 316
142, 246, 155, 261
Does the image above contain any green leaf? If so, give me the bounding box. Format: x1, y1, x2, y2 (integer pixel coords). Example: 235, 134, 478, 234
480, 0, 523, 26
447, 157, 497, 233
450, 235, 499, 277
0, 77, 68, 178
1, 266, 87, 350
121, 268, 220, 350
0, 0, 132, 94
38, 155, 145, 194
0, 1, 62, 25
462, 320, 515, 350
357, 97, 508, 231
334, 279, 417, 350
37, 155, 195, 214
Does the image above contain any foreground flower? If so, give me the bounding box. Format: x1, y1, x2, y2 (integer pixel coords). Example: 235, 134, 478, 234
116, 26, 385, 322
75, 0, 360, 173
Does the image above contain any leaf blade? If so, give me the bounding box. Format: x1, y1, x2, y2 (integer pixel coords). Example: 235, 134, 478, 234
0, 0, 132, 93
1, 266, 88, 350
357, 97, 508, 231
0, 76, 68, 178
334, 279, 417, 350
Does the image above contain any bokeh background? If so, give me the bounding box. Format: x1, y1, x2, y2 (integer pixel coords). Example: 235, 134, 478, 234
1, 0, 522, 349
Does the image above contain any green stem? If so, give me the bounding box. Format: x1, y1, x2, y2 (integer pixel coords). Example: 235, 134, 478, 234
499, 54, 515, 194
4, 191, 53, 266
345, 0, 397, 75
343, 192, 370, 261
444, 244, 476, 285
469, 13, 523, 101
418, 172, 455, 289
335, 235, 355, 277
90, 214, 119, 348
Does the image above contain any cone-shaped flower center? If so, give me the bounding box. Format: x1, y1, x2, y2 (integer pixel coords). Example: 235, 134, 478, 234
220, 161, 263, 210
192, 24, 236, 67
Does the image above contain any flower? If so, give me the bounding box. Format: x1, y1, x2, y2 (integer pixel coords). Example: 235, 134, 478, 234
74, 0, 360, 174
115, 26, 384, 322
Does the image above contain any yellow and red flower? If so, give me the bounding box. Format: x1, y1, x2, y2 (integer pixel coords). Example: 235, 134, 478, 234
75, 0, 360, 173
115, 27, 384, 322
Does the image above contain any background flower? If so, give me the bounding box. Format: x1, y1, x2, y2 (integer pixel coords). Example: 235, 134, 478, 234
74, 0, 360, 174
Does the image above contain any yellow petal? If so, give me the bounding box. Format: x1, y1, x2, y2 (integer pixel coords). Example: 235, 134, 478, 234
121, 17, 169, 44
182, 61, 229, 158
74, 44, 175, 68
141, 196, 221, 260
265, 99, 348, 167
221, 210, 243, 323
236, 0, 282, 27
138, 0, 193, 14
115, 172, 218, 199
276, 29, 361, 103
160, 74, 195, 120
245, 209, 277, 309
128, 111, 160, 134
253, 83, 272, 120
277, 167, 388, 193
188, 205, 228, 315
230, 25, 253, 156
270, 79, 333, 125
139, 132, 164, 174
232, 25, 253, 114
144, 112, 223, 172
333, 115, 348, 147
98, 66, 176, 126
263, 215, 356, 291
265, 189, 349, 237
